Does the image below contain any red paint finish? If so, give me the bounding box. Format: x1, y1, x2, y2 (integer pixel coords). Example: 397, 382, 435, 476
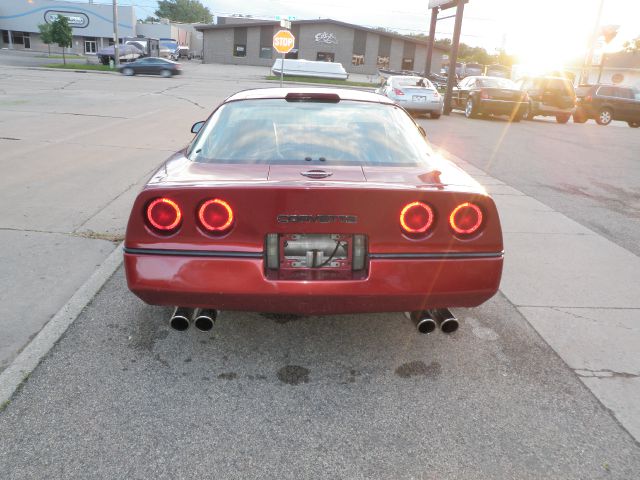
124, 88, 504, 315
124, 254, 502, 315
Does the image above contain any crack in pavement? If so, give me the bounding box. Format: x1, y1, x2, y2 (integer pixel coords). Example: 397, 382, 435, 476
0, 226, 120, 241
575, 368, 640, 379
72, 164, 160, 232
548, 307, 638, 332
0, 109, 129, 119
56, 80, 77, 90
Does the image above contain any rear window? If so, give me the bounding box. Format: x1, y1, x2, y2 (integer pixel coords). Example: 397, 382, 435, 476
477, 77, 517, 89
545, 78, 575, 95
189, 99, 434, 167
394, 77, 435, 89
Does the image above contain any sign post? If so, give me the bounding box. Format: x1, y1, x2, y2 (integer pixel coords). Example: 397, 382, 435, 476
273, 29, 295, 87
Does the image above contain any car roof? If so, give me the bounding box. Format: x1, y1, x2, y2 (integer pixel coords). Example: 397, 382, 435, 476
224, 87, 396, 105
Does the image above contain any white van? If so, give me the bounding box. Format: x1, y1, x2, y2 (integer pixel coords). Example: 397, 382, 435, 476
272, 58, 349, 80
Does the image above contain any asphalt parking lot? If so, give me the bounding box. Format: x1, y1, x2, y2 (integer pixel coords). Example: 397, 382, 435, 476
1, 59, 639, 478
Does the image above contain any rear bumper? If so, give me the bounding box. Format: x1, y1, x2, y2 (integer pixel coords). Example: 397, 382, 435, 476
124, 250, 503, 315
479, 99, 528, 115
531, 101, 575, 116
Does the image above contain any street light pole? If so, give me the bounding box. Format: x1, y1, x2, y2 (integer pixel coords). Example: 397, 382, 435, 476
112, 0, 120, 67
424, 6, 439, 76
443, 0, 465, 115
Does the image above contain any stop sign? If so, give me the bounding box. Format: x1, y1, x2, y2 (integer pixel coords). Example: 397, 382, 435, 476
273, 29, 295, 54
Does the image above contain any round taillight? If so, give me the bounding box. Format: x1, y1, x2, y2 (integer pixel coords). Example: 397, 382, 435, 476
146, 197, 181, 232
450, 202, 483, 235
198, 199, 234, 232
400, 201, 434, 234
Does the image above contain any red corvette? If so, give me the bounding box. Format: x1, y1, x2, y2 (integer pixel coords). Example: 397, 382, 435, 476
124, 88, 503, 333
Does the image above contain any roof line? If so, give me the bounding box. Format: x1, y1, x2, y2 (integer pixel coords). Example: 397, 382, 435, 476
195, 18, 446, 50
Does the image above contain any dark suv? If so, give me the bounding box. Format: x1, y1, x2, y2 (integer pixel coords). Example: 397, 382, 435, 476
514, 76, 576, 123
573, 84, 640, 127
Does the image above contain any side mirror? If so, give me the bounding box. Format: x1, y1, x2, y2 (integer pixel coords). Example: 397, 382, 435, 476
191, 121, 205, 134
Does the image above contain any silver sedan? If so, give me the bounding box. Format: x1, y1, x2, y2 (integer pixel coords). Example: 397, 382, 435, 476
376, 75, 444, 119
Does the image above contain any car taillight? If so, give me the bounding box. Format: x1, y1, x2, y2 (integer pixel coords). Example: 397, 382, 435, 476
480, 89, 490, 99
400, 201, 434, 234
522, 92, 529, 102
146, 197, 182, 233
585, 95, 592, 102
393, 88, 405, 96
198, 198, 234, 232
449, 202, 483, 235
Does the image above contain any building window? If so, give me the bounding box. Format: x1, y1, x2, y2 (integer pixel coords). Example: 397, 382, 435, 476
402, 58, 414, 71
316, 52, 335, 62
1, 30, 9, 44
377, 56, 389, 69
259, 47, 272, 59
84, 39, 97, 54
233, 44, 246, 57
12, 32, 24, 45
285, 49, 299, 59
352, 54, 364, 66
24, 33, 30, 49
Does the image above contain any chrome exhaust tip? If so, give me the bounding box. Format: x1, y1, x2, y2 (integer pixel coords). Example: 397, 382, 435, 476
430, 308, 459, 334
169, 307, 193, 331
406, 311, 437, 334
194, 309, 217, 332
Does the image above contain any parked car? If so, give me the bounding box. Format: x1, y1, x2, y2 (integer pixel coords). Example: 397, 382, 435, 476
573, 84, 640, 127
118, 57, 182, 77
376, 75, 443, 118
123, 87, 503, 332
485, 64, 511, 79
463, 63, 484, 78
514, 76, 576, 123
451, 76, 528, 121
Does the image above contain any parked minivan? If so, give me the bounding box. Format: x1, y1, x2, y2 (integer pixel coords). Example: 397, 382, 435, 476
514, 76, 576, 123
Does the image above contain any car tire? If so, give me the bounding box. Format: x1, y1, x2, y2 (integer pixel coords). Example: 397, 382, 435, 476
628, 121, 640, 128
465, 98, 478, 119
160, 69, 173, 78
430, 112, 441, 119
524, 102, 535, 120
596, 108, 613, 125
556, 114, 570, 124
511, 114, 521, 123
573, 111, 588, 123
122, 67, 134, 76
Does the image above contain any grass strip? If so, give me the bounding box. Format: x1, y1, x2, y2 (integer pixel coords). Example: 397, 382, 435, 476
44, 63, 114, 71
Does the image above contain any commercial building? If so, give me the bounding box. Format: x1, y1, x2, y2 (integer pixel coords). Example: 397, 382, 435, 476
196, 19, 446, 75
0, 0, 136, 55
0, 0, 200, 56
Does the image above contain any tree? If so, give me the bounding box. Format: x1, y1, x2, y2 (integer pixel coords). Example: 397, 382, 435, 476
37, 23, 54, 57
49, 15, 73, 65
623, 37, 640, 53
155, 0, 213, 23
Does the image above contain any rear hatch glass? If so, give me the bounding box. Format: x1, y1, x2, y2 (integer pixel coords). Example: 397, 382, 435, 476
189, 99, 436, 168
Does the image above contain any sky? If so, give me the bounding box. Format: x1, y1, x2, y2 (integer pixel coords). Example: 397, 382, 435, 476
107, 0, 640, 67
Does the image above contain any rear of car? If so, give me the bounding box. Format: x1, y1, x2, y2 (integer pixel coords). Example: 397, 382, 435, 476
124, 89, 503, 315
119, 58, 182, 77
574, 84, 640, 127
517, 76, 576, 123
461, 76, 528, 120
377, 76, 444, 118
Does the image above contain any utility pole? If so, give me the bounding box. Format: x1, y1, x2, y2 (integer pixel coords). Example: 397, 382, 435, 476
112, 0, 120, 67
580, 0, 604, 84
443, 0, 465, 115
424, 6, 439, 76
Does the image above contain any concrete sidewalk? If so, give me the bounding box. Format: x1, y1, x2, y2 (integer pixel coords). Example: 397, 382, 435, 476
440, 151, 640, 442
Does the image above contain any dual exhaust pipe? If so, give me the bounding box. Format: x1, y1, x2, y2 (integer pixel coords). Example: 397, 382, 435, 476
170, 307, 217, 332
407, 309, 459, 334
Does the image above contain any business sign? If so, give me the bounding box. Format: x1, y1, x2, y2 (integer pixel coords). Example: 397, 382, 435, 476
315, 32, 337, 44
428, 0, 469, 9
44, 11, 90, 28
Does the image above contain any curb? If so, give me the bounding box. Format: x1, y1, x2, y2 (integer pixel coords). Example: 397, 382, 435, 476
0, 242, 124, 407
